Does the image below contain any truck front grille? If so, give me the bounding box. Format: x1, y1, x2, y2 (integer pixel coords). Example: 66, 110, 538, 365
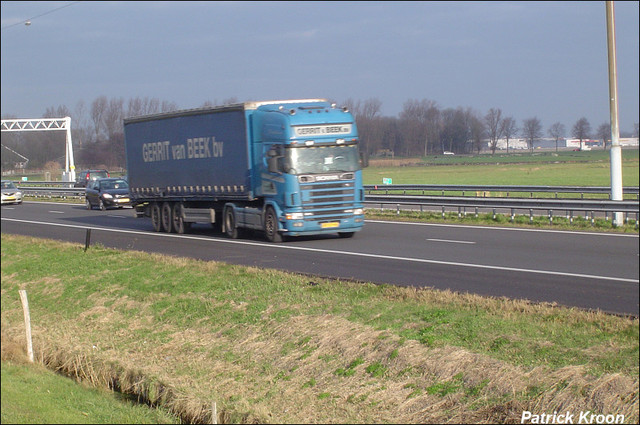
300, 180, 358, 222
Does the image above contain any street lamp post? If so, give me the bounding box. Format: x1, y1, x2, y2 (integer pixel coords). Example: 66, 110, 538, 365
605, 1, 623, 227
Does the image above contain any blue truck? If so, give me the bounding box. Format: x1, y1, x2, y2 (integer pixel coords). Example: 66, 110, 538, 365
123, 99, 365, 242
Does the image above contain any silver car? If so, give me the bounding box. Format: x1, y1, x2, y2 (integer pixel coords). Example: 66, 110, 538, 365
1, 180, 23, 205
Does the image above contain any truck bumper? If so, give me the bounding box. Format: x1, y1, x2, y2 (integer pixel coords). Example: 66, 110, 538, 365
282, 215, 364, 236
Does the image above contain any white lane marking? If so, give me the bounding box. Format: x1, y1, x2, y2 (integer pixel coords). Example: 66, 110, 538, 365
3, 217, 638, 284
48, 211, 65, 214
427, 238, 476, 245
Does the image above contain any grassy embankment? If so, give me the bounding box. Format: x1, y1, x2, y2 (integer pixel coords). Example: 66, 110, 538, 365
1, 233, 638, 424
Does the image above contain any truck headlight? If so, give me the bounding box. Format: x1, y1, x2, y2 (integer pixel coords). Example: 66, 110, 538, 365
286, 212, 304, 220
353, 208, 364, 215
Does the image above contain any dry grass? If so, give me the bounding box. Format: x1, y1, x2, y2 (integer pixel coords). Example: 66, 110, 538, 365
2, 310, 638, 424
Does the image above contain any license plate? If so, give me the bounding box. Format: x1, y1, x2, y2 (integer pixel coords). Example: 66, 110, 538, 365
118, 198, 130, 203
321, 222, 340, 229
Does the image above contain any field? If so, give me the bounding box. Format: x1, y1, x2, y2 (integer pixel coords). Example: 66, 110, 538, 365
363, 150, 639, 186
1, 150, 639, 424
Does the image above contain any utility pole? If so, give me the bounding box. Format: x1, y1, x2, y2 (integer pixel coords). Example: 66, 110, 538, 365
605, 1, 623, 226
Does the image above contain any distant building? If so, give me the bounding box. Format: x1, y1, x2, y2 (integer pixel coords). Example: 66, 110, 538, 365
618, 137, 639, 147
565, 139, 601, 149
491, 138, 529, 150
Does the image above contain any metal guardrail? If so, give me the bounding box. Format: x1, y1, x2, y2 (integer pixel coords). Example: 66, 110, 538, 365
364, 185, 639, 226
15, 181, 84, 198
365, 184, 640, 197
14, 181, 76, 187
19, 187, 85, 198
364, 194, 639, 213
13, 182, 640, 225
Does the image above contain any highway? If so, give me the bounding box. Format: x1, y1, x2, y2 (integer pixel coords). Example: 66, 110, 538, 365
2, 201, 638, 316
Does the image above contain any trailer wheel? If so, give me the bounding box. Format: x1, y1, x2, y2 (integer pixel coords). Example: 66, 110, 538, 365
264, 207, 282, 243
151, 203, 162, 232
172, 202, 189, 234
161, 202, 173, 233
224, 207, 239, 239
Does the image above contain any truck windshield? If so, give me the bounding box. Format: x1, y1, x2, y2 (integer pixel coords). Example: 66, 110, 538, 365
285, 145, 360, 175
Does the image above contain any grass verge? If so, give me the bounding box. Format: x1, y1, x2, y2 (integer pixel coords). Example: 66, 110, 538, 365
1, 359, 180, 424
1, 234, 638, 423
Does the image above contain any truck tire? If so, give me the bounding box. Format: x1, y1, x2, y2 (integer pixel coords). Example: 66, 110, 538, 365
172, 202, 189, 234
264, 207, 282, 243
161, 202, 173, 233
224, 207, 239, 239
151, 202, 162, 232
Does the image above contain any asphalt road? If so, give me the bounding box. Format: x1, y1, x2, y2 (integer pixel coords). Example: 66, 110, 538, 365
2, 201, 638, 316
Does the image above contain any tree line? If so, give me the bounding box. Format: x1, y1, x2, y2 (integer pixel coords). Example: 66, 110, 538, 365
344, 98, 638, 166
2, 95, 638, 171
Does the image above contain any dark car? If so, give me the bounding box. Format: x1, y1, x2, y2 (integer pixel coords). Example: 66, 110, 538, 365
85, 178, 131, 210
74, 169, 110, 188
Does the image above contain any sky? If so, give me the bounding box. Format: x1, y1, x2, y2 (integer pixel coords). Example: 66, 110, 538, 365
1, 1, 639, 135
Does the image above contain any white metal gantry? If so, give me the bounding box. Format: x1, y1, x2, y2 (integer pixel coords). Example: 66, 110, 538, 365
1, 117, 76, 181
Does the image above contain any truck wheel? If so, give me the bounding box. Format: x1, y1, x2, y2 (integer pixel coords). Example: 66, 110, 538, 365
161, 202, 173, 233
172, 202, 189, 234
151, 203, 162, 232
224, 207, 239, 239
264, 207, 282, 243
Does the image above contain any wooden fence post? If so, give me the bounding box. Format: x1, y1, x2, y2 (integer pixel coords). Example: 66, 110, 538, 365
18, 290, 34, 362
211, 401, 217, 424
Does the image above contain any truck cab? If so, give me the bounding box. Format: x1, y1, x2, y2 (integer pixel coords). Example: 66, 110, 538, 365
248, 101, 364, 241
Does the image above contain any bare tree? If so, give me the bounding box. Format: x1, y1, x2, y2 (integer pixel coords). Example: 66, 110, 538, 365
104, 98, 124, 140
399, 99, 441, 156
500, 116, 518, 153
596, 122, 611, 150
399, 99, 426, 156
378, 116, 403, 156
485, 108, 503, 155
572, 117, 591, 151
341, 98, 361, 117
522, 117, 543, 152
356, 98, 384, 166
424, 103, 441, 156
127, 97, 162, 118
440, 107, 470, 154
361, 98, 382, 120
548, 122, 565, 152
469, 113, 485, 154
90, 96, 108, 142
